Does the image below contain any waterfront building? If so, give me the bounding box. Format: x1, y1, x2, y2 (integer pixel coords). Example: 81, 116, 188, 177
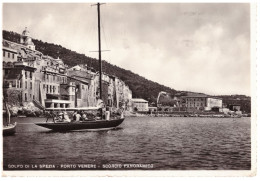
3, 28, 69, 108
183, 95, 222, 112
3, 39, 37, 103
228, 104, 241, 112
131, 98, 149, 112
3, 28, 133, 109
67, 70, 96, 107
148, 107, 158, 112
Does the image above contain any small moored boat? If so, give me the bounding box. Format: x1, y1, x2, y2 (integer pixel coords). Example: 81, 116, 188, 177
3, 122, 17, 136
3, 101, 17, 136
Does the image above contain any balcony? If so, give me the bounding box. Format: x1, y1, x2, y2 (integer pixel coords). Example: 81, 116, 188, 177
14, 62, 35, 68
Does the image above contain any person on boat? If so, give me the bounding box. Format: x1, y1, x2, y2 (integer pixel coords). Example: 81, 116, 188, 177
75, 111, 81, 122
116, 107, 124, 119
56, 112, 64, 122
63, 112, 71, 123
96, 108, 102, 120
81, 112, 88, 121
105, 106, 110, 121
46, 110, 55, 123
72, 111, 77, 121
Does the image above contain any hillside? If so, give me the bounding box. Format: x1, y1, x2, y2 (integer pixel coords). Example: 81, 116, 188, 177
3, 30, 177, 103
3, 30, 251, 113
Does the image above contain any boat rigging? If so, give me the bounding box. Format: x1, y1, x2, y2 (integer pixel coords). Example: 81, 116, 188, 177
35, 3, 125, 131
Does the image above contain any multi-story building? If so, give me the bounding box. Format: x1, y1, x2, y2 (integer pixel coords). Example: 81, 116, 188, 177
131, 98, 149, 112
3, 28, 70, 108
3, 39, 37, 103
183, 95, 222, 111
67, 68, 96, 107
3, 28, 133, 109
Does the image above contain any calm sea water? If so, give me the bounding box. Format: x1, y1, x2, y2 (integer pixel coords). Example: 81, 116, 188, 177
3, 116, 251, 170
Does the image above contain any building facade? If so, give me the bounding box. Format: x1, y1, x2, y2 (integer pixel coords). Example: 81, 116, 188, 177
131, 98, 149, 112
184, 96, 222, 111
3, 28, 133, 109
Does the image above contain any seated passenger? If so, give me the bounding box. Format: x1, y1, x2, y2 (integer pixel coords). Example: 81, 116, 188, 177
75, 112, 81, 122
63, 112, 71, 123
55, 112, 64, 122
72, 111, 77, 121
81, 113, 88, 121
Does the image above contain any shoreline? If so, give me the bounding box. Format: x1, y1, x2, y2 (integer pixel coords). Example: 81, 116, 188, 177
7, 102, 250, 119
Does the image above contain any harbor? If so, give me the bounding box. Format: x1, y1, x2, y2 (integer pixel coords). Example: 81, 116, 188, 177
2, 2, 253, 175
3, 116, 251, 170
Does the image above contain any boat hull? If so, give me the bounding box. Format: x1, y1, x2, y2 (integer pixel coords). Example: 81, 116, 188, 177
35, 118, 124, 131
3, 122, 17, 136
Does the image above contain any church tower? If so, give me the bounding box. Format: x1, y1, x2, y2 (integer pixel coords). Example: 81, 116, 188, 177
20, 27, 35, 50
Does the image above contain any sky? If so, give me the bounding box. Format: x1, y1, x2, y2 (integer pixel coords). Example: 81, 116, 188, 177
2, 3, 251, 96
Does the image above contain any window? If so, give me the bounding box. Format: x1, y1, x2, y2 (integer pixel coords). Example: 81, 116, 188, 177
8, 52, 10, 58
43, 84, 45, 90
12, 54, 14, 59
25, 93, 27, 101
3, 51, 5, 57
25, 71, 27, 79
25, 81, 27, 89
30, 82, 32, 90
30, 94, 32, 98
30, 72, 32, 79
58, 86, 59, 93
82, 85, 84, 89
46, 85, 48, 93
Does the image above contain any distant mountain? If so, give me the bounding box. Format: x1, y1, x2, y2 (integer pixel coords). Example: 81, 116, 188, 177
3, 30, 177, 103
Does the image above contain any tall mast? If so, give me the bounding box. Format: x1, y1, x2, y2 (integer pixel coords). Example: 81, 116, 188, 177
97, 2, 102, 100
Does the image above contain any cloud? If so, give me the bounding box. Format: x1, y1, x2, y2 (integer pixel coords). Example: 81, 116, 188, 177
3, 3, 251, 96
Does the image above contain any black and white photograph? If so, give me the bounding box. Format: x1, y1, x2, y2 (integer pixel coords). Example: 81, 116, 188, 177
1, 1, 257, 177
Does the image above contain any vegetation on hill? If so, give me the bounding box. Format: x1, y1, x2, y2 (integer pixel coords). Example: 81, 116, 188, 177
215, 95, 251, 113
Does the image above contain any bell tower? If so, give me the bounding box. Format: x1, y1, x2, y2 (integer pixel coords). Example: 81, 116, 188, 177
20, 27, 35, 50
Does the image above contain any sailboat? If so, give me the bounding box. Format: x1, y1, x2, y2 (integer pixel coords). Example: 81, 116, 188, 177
35, 3, 125, 131
3, 101, 17, 136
